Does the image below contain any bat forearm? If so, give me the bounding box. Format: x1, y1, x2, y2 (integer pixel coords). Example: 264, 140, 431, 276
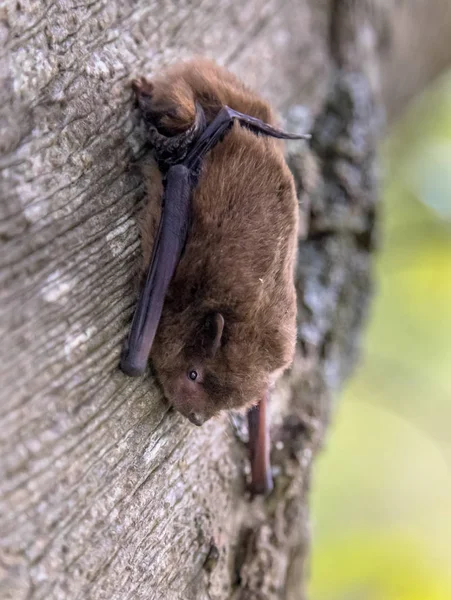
120, 165, 191, 376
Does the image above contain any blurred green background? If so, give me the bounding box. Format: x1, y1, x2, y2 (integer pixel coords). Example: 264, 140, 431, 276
310, 73, 451, 600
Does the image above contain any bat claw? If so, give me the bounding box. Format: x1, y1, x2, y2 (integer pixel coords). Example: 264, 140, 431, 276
131, 76, 153, 97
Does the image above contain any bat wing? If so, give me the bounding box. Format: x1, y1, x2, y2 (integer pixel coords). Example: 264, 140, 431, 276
120, 164, 191, 376
183, 105, 310, 172
224, 106, 311, 141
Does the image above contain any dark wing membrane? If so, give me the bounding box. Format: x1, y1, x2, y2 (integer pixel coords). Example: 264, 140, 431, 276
183, 105, 310, 171
120, 165, 191, 376
224, 106, 311, 141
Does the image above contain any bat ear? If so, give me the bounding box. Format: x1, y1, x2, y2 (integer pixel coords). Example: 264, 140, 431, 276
204, 312, 225, 358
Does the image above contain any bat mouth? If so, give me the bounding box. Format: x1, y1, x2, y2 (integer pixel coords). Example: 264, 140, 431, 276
187, 411, 207, 426
168, 390, 210, 426
170, 402, 209, 426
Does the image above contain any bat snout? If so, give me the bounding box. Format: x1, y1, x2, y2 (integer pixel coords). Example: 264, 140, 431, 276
187, 411, 207, 426
172, 401, 210, 427
163, 375, 211, 426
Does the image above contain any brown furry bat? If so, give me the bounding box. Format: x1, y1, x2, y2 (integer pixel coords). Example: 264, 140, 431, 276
120, 59, 308, 493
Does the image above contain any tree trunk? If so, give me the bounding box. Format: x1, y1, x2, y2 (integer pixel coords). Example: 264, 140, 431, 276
1, 1, 451, 599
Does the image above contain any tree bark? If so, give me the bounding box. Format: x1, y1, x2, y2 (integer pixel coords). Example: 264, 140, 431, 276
1, 1, 451, 599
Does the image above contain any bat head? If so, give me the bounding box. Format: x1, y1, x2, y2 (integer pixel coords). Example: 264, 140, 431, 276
150, 294, 295, 426
155, 311, 225, 425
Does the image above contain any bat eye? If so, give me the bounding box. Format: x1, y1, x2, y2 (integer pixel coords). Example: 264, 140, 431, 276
188, 369, 198, 381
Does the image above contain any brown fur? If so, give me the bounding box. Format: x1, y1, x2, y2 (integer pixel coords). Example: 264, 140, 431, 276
137, 59, 299, 424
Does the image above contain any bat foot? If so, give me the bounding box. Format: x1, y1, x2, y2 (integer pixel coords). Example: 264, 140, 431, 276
131, 74, 207, 165
131, 76, 153, 97
132, 75, 195, 135
146, 103, 206, 166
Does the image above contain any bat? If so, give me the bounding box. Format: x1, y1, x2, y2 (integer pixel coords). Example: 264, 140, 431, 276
120, 60, 309, 494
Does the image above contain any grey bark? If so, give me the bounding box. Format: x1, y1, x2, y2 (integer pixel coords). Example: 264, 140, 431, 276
1, 1, 451, 599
